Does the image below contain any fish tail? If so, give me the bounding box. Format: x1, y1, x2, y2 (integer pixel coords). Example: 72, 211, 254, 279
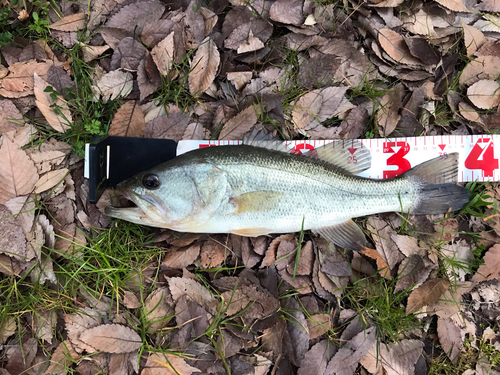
405, 153, 471, 215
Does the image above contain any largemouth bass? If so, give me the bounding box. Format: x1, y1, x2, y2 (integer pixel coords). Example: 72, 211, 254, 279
105, 135, 471, 251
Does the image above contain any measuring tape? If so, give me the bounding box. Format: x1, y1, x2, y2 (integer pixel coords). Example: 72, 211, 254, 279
177, 135, 500, 182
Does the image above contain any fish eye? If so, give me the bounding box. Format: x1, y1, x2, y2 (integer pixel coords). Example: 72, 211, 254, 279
142, 174, 161, 190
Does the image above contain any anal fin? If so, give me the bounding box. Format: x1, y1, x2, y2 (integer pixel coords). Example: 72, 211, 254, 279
314, 219, 367, 251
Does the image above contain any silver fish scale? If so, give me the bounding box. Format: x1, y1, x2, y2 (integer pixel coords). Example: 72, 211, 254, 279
192, 145, 422, 234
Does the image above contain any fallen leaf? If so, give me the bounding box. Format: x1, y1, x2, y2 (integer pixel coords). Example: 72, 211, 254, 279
467, 79, 500, 109
227, 71, 253, 91
462, 22, 487, 57
50, 13, 86, 31
162, 243, 200, 269
459, 101, 483, 124
65, 307, 104, 353
459, 56, 500, 86
0, 60, 52, 96
0, 316, 16, 344
298, 340, 337, 375
437, 316, 463, 364
406, 278, 450, 314
270, 0, 304, 25
79, 324, 142, 353
168, 277, 218, 313
292, 90, 323, 129
472, 244, 500, 282
145, 111, 189, 141
376, 84, 403, 136
367, 216, 404, 271
142, 352, 201, 375
151, 32, 177, 79
0, 138, 39, 204
435, 0, 470, 11
34, 168, 69, 194
34, 73, 72, 133
200, 239, 227, 268
5, 337, 38, 375
105, 0, 165, 33
109, 101, 145, 137
144, 287, 174, 331
0, 99, 23, 133
378, 28, 423, 66
359, 247, 391, 279
93, 70, 133, 102
237, 30, 265, 54
361, 339, 423, 375
307, 314, 332, 340
189, 37, 220, 96
219, 105, 259, 140
110, 37, 148, 71
80, 43, 110, 63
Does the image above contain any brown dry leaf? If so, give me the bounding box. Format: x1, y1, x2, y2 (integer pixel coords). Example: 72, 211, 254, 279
0, 254, 22, 275
162, 243, 200, 269
80, 43, 110, 63
376, 85, 403, 136
29, 150, 67, 174
189, 37, 220, 96
462, 22, 486, 57
200, 239, 227, 268
307, 314, 332, 340
237, 30, 265, 54
459, 101, 483, 124
34, 73, 72, 133
270, 0, 304, 25
142, 352, 201, 375
472, 244, 500, 282
367, 216, 404, 271
221, 283, 280, 320
325, 326, 377, 374
0, 316, 16, 344
436, 0, 470, 11
109, 101, 145, 137
361, 339, 423, 375
406, 278, 450, 314
292, 90, 323, 129
168, 277, 218, 313
227, 71, 252, 91
459, 56, 500, 86
467, 80, 500, 109
111, 37, 147, 72
219, 105, 259, 140
144, 287, 174, 331
0, 60, 52, 96
105, 0, 165, 34
145, 111, 189, 141
298, 340, 337, 375
378, 28, 423, 66
45, 341, 80, 375
151, 32, 177, 80
0, 204, 26, 260
50, 13, 86, 31
5, 337, 38, 375
79, 324, 142, 353
0, 99, 23, 133
93, 70, 133, 102
477, 0, 500, 11
34, 168, 69, 194
65, 307, 104, 353
359, 247, 391, 279
437, 316, 463, 364
182, 122, 203, 140
0, 137, 39, 204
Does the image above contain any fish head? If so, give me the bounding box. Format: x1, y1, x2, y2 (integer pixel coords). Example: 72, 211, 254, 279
105, 165, 204, 228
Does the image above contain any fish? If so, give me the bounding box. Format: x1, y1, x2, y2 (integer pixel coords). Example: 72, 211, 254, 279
105, 132, 471, 251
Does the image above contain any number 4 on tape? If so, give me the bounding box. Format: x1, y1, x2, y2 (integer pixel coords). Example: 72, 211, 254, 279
465, 138, 499, 178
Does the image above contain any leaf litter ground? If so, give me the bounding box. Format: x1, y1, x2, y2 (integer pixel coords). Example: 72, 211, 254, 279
1, 0, 500, 373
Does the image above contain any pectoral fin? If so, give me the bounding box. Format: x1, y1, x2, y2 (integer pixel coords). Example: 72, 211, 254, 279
231, 191, 284, 214
314, 219, 367, 251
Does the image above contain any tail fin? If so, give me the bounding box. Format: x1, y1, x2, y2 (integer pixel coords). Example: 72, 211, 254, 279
405, 153, 471, 215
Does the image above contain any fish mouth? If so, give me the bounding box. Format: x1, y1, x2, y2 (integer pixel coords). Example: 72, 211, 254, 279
104, 190, 168, 227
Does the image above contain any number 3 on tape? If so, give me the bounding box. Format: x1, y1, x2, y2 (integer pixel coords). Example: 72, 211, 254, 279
465, 138, 499, 177
383, 141, 411, 178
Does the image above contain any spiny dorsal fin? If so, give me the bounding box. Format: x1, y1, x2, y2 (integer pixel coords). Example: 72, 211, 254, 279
243, 128, 291, 152
302, 139, 371, 175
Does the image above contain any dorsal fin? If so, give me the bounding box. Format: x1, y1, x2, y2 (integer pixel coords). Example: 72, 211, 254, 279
243, 128, 292, 152
302, 139, 371, 174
